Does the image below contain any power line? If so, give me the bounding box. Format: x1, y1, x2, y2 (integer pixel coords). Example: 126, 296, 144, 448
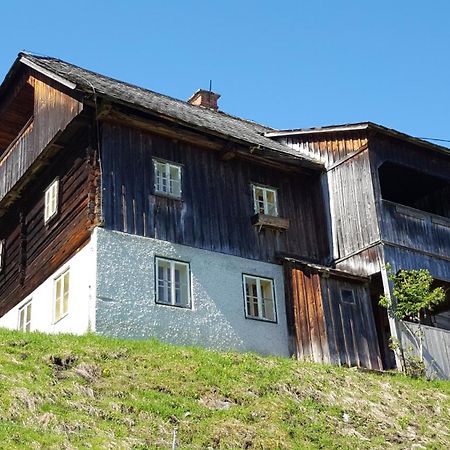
416, 137, 450, 144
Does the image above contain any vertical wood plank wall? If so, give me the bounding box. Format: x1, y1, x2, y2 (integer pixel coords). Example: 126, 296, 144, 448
289, 267, 329, 363
276, 132, 381, 263
0, 74, 83, 202
288, 265, 382, 370
100, 122, 329, 264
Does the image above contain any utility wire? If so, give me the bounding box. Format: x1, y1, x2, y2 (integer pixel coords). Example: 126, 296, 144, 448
416, 137, 450, 143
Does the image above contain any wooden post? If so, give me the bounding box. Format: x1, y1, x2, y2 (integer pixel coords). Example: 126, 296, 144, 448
380, 265, 404, 371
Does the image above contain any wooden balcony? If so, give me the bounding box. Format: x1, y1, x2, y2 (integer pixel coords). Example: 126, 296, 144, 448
381, 199, 450, 259
0, 118, 35, 204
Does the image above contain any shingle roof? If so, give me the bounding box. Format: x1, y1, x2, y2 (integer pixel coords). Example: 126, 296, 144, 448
18, 53, 323, 169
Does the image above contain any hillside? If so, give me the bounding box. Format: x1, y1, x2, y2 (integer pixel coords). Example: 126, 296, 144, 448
0, 329, 449, 449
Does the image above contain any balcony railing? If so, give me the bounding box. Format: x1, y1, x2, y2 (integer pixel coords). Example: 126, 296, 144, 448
381, 199, 450, 259
0, 118, 35, 203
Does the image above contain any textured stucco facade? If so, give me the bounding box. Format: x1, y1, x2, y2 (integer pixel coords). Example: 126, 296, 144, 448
0, 236, 97, 334
95, 228, 290, 357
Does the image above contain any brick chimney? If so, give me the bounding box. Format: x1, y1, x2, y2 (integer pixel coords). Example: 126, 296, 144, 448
187, 89, 221, 110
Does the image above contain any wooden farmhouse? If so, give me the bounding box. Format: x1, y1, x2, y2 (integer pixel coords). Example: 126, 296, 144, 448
0, 53, 449, 377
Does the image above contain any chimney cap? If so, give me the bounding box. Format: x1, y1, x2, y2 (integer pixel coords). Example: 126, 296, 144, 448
187, 89, 221, 110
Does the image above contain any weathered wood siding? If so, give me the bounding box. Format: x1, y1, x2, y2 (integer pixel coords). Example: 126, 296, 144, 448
370, 134, 450, 266
384, 245, 450, 283
381, 201, 450, 261
275, 132, 380, 262
100, 122, 329, 263
0, 132, 97, 317
400, 321, 450, 380
287, 266, 329, 362
320, 276, 381, 369
286, 264, 381, 369
277, 131, 368, 168
0, 74, 82, 203
328, 151, 380, 260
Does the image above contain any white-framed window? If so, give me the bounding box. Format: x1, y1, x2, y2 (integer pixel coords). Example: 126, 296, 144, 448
252, 184, 278, 216
243, 274, 276, 322
54, 269, 70, 323
44, 179, 59, 223
18, 300, 32, 332
155, 257, 191, 308
153, 159, 182, 198
341, 289, 356, 305
0, 239, 5, 273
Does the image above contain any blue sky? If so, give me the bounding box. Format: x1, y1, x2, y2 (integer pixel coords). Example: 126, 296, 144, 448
1, 1, 449, 147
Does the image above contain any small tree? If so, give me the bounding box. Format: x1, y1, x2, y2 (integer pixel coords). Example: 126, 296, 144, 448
379, 264, 445, 375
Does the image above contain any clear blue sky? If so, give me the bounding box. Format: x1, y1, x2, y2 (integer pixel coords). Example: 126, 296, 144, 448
1, 1, 449, 147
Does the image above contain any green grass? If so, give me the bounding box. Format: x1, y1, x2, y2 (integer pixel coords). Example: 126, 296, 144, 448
0, 329, 449, 449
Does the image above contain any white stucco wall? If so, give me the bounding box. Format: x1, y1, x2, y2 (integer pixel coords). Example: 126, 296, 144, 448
95, 228, 290, 357
0, 236, 97, 334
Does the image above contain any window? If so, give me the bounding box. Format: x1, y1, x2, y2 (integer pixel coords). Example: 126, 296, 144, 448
154, 159, 182, 198
54, 270, 70, 322
156, 257, 191, 308
341, 289, 356, 305
0, 239, 4, 272
18, 301, 32, 332
44, 179, 59, 223
252, 185, 278, 216
243, 275, 276, 322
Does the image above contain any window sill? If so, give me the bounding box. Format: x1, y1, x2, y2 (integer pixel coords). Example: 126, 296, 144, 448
155, 301, 192, 309
245, 315, 277, 324
154, 192, 183, 201
251, 213, 289, 231
53, 312, 68, 325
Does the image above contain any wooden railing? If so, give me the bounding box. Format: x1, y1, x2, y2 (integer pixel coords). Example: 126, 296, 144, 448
0, 119, 35, 203
381, 200, 450, 259
400, 321, 450, 380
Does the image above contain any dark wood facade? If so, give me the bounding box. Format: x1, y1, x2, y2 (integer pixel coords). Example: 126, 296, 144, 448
0, 65, 96, 317
100, 121, 329, 264
284, 262, 382, 369
0, 130, 98, 316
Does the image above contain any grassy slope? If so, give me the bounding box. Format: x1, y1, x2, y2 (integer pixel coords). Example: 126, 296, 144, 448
0, 329, 449, 449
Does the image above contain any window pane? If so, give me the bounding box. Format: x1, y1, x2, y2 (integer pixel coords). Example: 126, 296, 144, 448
157, 259, 173, 304
55, 278, 62, 320
19, 308, 25, 331
63, 273, 70, 315
174, 263, 189, 306
341, 289, 356, 304
245, 277, 259, 317
26, 303, 32, 323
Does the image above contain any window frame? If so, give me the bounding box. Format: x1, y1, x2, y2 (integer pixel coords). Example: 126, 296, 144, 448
53, 268, 70, 323
44, 178, 60, 223
242, 273, 277, 323
18, 300, 32, 332
155, 256, 192, 309
341, 288, 356, 305
251, 183, 279, 217
153, 158, 183, 199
